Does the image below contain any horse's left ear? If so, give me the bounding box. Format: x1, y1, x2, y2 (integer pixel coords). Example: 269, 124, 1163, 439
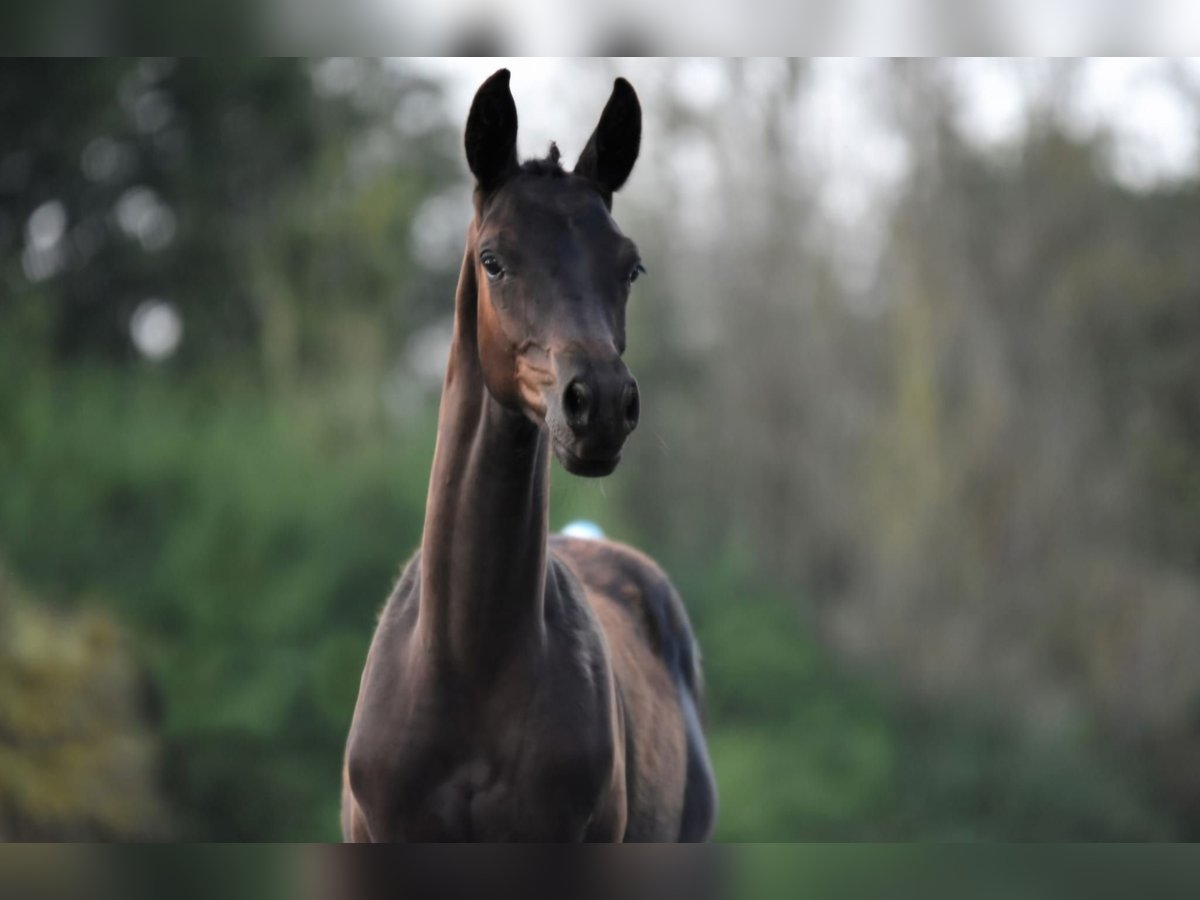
465, 68, 520, 193
574, 77, 641, 207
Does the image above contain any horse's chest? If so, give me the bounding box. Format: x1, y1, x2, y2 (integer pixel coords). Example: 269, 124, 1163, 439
354, 684, 616, 841
349, 598, 620, 841
374, 737, 604, 841
406, 756, 523, 840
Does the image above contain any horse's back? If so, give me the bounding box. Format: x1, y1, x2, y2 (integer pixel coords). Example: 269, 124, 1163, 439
550, 535, 716, 841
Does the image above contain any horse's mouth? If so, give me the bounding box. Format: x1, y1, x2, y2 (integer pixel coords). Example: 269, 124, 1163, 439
553, 441, 621, 478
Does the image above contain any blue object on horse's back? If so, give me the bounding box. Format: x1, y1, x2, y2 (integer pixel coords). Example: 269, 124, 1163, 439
562, 520, 605, 540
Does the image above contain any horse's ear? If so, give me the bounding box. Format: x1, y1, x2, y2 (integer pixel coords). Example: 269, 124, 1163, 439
465, 68, 519, 193
574, 77, 641, 207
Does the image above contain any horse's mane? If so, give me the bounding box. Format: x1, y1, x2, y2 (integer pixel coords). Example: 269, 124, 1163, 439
519, 142, 565, 177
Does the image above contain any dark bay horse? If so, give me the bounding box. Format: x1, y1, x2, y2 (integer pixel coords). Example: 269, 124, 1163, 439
341, 69, 716, 841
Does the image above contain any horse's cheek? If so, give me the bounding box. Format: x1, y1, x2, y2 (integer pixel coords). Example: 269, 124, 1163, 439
477, 297, 522, 408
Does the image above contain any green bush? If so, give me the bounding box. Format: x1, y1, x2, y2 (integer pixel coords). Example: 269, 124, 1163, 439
0, 566, 169, 839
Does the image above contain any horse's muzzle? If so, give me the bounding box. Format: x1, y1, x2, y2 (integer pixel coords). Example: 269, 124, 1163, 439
550, 355, 639, 477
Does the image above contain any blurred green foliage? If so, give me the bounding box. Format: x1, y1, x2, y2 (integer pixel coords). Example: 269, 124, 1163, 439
681, 559, 1171, 840
0, 361, 436, 838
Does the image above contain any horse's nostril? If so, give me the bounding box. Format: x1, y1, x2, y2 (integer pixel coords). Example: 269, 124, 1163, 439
623, 382, 640, 433
564, 379, 592, 433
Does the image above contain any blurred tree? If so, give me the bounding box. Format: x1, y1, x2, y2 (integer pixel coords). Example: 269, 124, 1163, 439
838, 62, 1200, 824
0, 58, 458, 383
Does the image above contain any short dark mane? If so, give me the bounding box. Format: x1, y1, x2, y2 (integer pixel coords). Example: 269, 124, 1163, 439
520, 142, 565, 177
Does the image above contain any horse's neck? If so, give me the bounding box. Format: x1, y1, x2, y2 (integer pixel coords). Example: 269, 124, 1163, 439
417, 243, 551, 671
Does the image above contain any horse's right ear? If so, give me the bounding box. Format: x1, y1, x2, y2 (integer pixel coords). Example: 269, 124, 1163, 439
574, 77, 641, 208
465, 68, 519, 194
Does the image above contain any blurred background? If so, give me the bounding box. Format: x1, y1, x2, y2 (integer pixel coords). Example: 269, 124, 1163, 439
2, 57, 1200, 841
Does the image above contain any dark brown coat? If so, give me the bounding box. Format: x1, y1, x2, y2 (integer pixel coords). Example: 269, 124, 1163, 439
341, 70, 715, 842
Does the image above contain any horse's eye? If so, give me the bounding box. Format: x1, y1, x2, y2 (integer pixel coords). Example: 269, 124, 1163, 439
628, 262, 647, 286
480, 252, 504, 280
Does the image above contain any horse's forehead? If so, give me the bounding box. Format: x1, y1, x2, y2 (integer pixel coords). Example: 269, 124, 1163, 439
491, 178, 614, 235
